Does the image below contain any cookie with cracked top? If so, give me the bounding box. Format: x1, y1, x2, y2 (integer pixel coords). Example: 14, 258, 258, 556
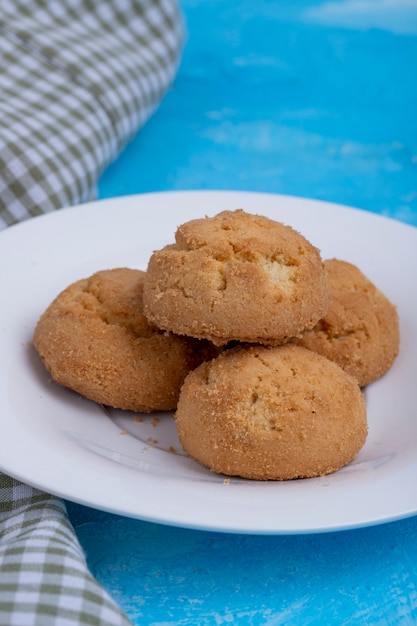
175, 343, 368, 480
33, 268, 218, 412
143, 209, 329, 345
290, 258, 400, 387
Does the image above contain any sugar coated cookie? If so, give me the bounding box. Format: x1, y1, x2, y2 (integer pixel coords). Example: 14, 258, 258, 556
291, 259, 400, 386
175, 344, 367, 480
33, 268, 218, 412
143, 209, 328, 345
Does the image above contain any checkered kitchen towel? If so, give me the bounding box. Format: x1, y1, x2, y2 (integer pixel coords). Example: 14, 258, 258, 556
0, 0, 184, 623
0, 476, 133, 626
0, 0, 184, 229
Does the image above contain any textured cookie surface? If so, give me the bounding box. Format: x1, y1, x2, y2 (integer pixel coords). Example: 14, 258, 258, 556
143, 209, 328, 345
175, 343, 367, 480
291, 259, 400, 386
33, 268, 217, 412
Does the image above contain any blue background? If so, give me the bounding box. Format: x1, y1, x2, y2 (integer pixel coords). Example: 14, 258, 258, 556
98, 0, 417, 226
67, 1, 417, 624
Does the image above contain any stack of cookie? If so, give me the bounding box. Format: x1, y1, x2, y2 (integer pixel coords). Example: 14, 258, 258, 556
33, 209, 400, 480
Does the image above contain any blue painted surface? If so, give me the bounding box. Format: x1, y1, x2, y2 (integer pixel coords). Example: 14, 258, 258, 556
65, 504, 417, 625
67, 1, 417, 624
98, 0, 417, 226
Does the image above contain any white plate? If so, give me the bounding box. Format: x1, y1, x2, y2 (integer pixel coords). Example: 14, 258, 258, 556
0, 190, 416, 534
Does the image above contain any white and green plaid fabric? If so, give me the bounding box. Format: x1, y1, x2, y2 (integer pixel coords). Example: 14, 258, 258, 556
0, 476, 133, 625
0, 0, 184, 622
0, 0, 184, 229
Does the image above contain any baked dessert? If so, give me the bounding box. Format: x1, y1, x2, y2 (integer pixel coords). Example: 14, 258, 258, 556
290, 259, 400, 386
33, 268, 218, 412
175, 343, 368, 480
143, 209, 328, 345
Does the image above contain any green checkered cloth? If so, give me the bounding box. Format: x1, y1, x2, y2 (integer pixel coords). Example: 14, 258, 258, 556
0, 0, 184, 623
0, 476, 133, 625
0, 0, 184, 229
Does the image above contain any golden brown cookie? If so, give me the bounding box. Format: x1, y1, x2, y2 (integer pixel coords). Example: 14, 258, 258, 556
175, 343, 367, 480
290, 259, 400, 387
33, 268, 218, 412
143, 209, 328, 346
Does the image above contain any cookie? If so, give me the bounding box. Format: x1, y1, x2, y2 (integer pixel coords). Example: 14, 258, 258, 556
143, 209, 328, 346
290, 259, 400, 386
33, 268, 218, 412
175, 343, 367, 480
